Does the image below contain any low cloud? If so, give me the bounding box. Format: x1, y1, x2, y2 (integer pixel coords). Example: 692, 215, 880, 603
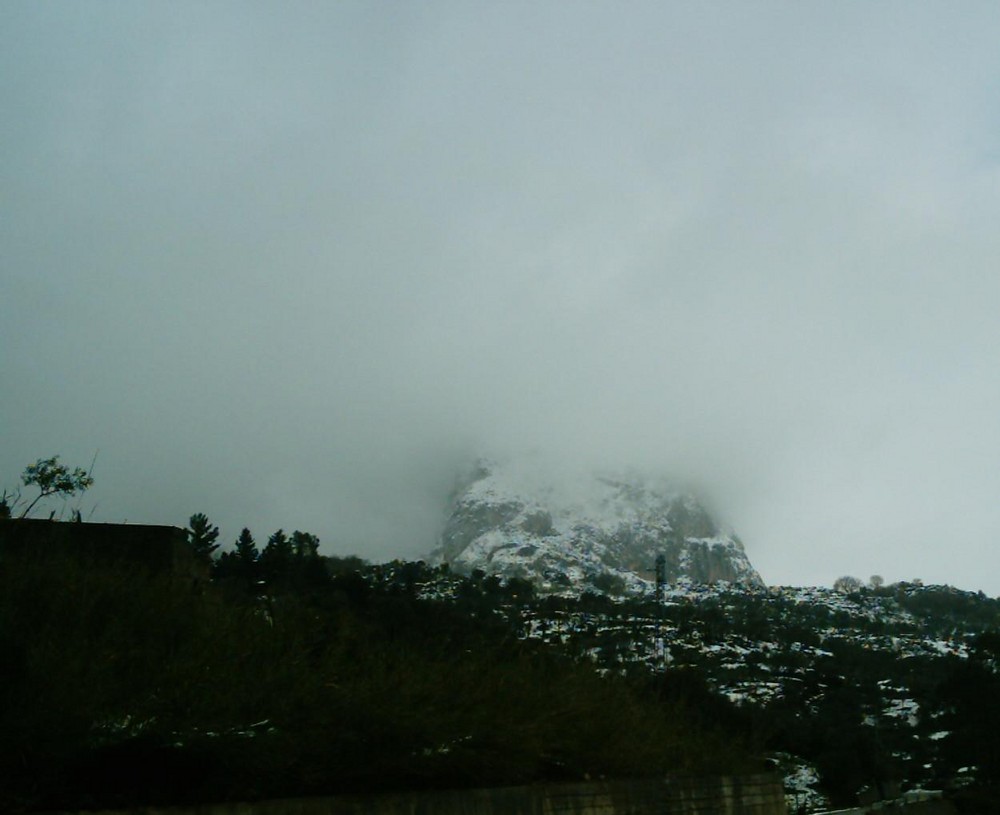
3, 3, 1000, 592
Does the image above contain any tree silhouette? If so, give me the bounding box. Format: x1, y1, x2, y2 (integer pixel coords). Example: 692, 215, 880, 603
3, 455, 95, 519
259, 529, 291, 586
290, 530, 319, 558
234, 527, 259, 567
186, 513, 220, 563
833, 575, 863, 594
215, 527, 259, 585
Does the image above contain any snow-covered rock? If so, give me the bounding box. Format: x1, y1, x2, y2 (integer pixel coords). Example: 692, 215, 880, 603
430, 458, 764, 594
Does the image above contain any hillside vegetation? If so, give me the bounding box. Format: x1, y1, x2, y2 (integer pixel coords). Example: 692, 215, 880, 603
0, 542, 756, 812
5, 511, 1000, 813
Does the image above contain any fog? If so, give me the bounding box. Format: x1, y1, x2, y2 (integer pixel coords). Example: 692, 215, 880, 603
3, 2, 1000, 592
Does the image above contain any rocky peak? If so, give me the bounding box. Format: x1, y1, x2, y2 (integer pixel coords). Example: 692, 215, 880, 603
431, 458, 764, 595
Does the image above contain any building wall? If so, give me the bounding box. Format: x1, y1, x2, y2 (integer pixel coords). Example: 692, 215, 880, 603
0, 518, 201, 579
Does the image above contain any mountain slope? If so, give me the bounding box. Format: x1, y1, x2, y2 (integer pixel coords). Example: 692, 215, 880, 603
431, 459, 764, 593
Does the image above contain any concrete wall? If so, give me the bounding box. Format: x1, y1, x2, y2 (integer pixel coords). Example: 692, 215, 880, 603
53, 774, 787, 815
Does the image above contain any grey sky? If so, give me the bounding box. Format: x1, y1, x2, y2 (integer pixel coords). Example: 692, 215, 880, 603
3, 2, 1000, 592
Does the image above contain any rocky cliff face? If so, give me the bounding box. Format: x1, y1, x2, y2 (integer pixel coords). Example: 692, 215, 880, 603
431, 459, 764, 595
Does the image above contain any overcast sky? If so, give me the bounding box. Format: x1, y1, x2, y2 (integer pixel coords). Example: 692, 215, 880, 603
3, 2, 1000, 592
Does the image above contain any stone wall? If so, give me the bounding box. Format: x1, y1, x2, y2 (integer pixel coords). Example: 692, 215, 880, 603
52, 774, 787, 815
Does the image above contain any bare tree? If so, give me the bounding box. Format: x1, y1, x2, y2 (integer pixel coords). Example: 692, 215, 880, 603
833, 575, 864, 594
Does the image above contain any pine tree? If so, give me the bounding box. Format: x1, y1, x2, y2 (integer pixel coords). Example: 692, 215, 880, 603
187, 513, 220, 564
234, 527, 259, 568
215, 527, 260, 586
259, 529, 291, 586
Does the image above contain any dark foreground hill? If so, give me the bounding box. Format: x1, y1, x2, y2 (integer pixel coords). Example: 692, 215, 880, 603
4, 533, 999, 813
0, 544, 756, 812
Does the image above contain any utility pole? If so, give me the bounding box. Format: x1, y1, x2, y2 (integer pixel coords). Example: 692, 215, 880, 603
654, 553, 668, 669
655, 553, 667, 604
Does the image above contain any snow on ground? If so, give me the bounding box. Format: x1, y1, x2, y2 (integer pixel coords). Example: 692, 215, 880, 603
773, 754, 830, 814
884, 698, 920, 727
